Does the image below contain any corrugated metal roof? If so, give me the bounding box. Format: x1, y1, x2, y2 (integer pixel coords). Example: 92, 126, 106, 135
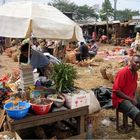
77, 20, 121, 26
112, 20, 120, 24
76, 21, 96, 26
132, 15, 140, 20
129, 22, 137, 25
95, 21, 120, 25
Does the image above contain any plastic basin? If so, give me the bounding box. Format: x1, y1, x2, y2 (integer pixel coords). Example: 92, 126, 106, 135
4, 101, 31, 120
30, 98, 53, 115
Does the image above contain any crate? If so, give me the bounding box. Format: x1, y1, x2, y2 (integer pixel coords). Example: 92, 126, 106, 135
63, 90, 90, 109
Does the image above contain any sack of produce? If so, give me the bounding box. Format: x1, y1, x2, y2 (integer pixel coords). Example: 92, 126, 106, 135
12, 52, 19, 62
100, 67, 108, 80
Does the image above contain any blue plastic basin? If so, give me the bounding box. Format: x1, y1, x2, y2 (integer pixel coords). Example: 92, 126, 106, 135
4, 101, 31, 120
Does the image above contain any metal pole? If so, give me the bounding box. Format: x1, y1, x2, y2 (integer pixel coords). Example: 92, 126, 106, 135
114, 0, 117, 20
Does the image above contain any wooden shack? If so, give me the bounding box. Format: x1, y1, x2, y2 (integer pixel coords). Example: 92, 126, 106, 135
77, 20, 136, 40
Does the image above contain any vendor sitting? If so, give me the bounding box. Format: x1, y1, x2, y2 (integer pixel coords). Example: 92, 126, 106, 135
75, 42, 89, 61
88, 39, 98, 58
19, 42, 52, 78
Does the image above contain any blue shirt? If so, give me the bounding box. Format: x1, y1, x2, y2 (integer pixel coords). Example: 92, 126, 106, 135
30, 50, 50, 69
89, 43, 98, 53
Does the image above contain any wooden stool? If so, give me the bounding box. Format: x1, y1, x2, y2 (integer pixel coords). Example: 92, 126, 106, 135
116, 109, 135, 133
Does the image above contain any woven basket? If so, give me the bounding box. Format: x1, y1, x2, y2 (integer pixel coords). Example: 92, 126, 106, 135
100, 67, 108, 80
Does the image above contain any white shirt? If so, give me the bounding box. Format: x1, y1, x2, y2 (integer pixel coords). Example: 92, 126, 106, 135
32, 45, 42, 52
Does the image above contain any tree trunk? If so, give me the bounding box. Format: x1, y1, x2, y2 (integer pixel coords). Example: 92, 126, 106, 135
114, 0, 117, 20
106, 18, 109, 41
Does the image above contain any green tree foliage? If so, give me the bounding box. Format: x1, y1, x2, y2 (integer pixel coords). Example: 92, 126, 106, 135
48, 0, 98, 20
75, 5, 98, 20
100, 0, 114, 21
48, 0, 77, 13
116, 9, 140, 22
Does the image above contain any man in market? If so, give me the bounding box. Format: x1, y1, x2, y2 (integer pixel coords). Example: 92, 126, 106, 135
75, 42, 89, 61
19, 42, 53, 78
112, 55, 140, 127
88, 39, 98, 58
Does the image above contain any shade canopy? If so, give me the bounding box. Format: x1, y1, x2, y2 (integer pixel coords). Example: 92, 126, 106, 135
0, 1, 84, 42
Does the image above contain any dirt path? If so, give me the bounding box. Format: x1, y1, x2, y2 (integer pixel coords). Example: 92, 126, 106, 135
0, 52, 18, 77
0, 43, 140, 139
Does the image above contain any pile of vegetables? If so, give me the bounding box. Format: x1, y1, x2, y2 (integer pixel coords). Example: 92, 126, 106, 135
52, 63, 77, 92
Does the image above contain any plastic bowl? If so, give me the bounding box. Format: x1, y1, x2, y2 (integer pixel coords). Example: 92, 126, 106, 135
30, 98, 53, 115
47, 94, 65, 108
4, 101, 31, 120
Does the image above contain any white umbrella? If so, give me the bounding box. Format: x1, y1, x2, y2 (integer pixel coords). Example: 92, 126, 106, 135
0, 1, 84, 42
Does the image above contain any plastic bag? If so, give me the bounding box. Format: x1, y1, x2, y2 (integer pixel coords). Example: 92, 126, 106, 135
87, 90, 101, 114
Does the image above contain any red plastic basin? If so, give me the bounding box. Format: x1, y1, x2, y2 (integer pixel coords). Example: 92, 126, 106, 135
30, 98, 53, 115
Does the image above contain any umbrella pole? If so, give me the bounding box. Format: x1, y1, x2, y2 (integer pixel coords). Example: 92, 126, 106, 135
27, 38, 31, 64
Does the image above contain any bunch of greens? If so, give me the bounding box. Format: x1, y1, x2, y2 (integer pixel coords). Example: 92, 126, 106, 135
52, 63, 77, 92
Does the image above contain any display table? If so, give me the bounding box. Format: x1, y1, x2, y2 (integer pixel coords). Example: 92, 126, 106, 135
7, 106, 88, 139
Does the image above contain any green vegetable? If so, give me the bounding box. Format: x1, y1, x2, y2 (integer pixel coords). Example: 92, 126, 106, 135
52, 63, 77, 92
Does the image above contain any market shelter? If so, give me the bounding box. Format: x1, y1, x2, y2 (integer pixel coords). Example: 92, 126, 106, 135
0, 1, 84, 42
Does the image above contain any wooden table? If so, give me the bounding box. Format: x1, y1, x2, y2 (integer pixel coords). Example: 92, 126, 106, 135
7, 106, 88, 139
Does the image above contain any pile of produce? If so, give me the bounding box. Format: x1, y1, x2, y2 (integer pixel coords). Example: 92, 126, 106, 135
9, 105, 25, 110
5, 47, 19, 62
75, 57, 102, 67
64, 51, 76, 64
30, 98, 52, 105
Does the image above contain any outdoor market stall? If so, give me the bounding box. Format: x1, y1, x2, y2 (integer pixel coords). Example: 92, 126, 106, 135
7, 106, 88, 139
0, 1, 94, 139
0, 63, 92, 139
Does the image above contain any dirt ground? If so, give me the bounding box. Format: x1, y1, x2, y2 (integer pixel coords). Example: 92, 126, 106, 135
74, 43, 140, 139
0, 43, 140, 139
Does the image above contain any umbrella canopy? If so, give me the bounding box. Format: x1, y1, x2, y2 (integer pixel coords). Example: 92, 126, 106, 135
0, 1, 84, 42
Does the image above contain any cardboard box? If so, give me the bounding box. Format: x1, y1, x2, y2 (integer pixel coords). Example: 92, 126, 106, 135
0, 131, 22, 140
63, 90, 90, 109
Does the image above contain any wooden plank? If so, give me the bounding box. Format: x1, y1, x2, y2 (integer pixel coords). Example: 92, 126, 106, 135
76, 115, 86, 135
8, 109, 88, 130
76, 116, 80, 134
80, 115, 85, 134
0, 115, 6, 129
0, 110, 5, 129
7, 116, 14, 131
64, 132, 86, 140
9, 106, 88, 125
